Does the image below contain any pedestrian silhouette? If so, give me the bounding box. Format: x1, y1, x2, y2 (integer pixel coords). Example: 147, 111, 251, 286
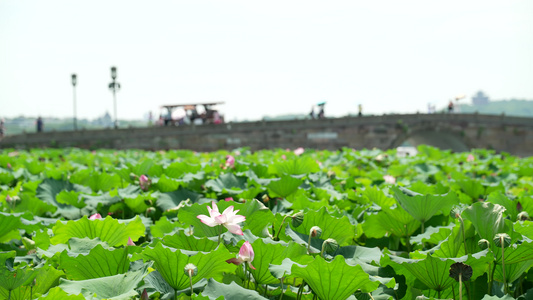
36, 117, 43, 132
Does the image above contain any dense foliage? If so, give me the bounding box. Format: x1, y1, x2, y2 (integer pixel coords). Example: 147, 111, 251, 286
1, 146, 533, 299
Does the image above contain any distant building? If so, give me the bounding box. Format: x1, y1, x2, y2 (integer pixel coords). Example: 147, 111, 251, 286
472, 91, 489, 106
93, 112, 113, 127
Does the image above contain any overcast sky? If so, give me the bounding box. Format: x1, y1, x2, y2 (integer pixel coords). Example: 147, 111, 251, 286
1, 1, 532, 122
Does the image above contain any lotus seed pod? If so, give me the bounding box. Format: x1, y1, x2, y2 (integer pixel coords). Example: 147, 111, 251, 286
310, 226, 322, 238
262, 194, 270, 203
146, 207, 156, 215
449, 262, 473, 282
291, 212, 304, 228
478, 239, 490, 250
184, 263, 198, 277
493, 233, 511, 248
518, 211, 530, 221
322, 238, 339, 254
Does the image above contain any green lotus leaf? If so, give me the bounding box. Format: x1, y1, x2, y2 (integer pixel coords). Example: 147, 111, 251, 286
410, 224, 454, 246
363, 205, 419, 239
361, 186, 395, 208
200, 278, 267, 299
138, 243, 235, 291
455, 179, 485, 200
70, 169, 122, 193
294, 207, 356, 246
150, 216, 181, 238
55, 190, 83, 209
161, 230, 218, 252
0, 265, 38, 293
156, 174, 184, 193
205, 173, 247, 195
391, 186, 458, 226
462, 202, 512, 242
432, 222, 476, 258
130, 158, 163, 177
59, 244, 129, 280
0, 213, 22, 243
164, 162, 202, 179
267, 175, 303, 198
36, 178, 89, 219
38, 286, 85, 299
292, 256, 379, 299
50, 216, 145, 247
248, 239, 310, 285
155, 187, 202, 212
268, 156, 320, 176
0, 265, 65, 300
381, 250, 492, 293
58, 265, 147, 299
486, 191, 519, 221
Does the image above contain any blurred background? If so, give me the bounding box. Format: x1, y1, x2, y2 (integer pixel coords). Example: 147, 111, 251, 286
1, 1, 532, 135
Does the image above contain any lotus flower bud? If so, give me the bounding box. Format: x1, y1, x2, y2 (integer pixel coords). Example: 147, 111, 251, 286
310, 226, 322, 238
225, 155, 235, 168
146, 207, 156, 215
139, 175, 150, 191
129, 173, 137, 181
127, 237, 135, 246
449, 262, 473, 282
383, 175, 396, 184
7, 163, 12, 169
478, 239, 490, 250
184, 263, 198, 277
89, 213, 102, 220
518, 211, 530, 221
6, 195, 12, 203
493, 233, 511, 248
322, 238, 339, 255
291, 212, 304, 228
140, 289, 149, 300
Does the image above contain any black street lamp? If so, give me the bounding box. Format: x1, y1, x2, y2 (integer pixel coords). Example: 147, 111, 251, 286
108, 66, 121, 129
71, 74, 77, 130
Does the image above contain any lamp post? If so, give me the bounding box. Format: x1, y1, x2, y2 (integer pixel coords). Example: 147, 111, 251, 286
108, 66, 121, 129
71, 74, 77, 130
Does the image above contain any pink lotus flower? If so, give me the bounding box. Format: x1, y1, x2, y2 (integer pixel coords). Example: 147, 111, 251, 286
89, 213, 102, 220
281, 154, 287, 160
227, 241, 256, 269
6, 163, 11, 169
293, 147, 304, 156
6, 195, 12, 203
127, 237, 135, 246
383, 175, 396, 184
225, 155, 235, 168
197, 201, 245, 235
224, 197, 233, 202
139, 175, 150, 191
467, 154, 475, 162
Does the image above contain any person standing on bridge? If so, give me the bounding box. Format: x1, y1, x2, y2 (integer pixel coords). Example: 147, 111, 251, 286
0, 119, 5, 139
36, 117, 43, 133
448, 100, 454, 113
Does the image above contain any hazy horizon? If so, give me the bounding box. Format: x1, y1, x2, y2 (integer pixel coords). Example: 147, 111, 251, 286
1, 1, 532, 122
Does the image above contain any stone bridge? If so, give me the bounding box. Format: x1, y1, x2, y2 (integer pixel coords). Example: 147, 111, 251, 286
1, 113, 533, 156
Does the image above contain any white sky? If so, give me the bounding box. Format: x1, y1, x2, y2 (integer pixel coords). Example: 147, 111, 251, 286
1, 1, 532, 122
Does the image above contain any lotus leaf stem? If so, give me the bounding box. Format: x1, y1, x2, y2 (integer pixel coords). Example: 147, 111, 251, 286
279, 277, 284, 300
275, 215, 290, 241
459, 217, 468, 255
218, 225, 222, 245
501, 236, 508, 294
188, 269, 194, 296
459, 273, 462, 300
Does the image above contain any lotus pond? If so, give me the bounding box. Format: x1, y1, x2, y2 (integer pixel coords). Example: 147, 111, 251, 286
1, 146, 533, 300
